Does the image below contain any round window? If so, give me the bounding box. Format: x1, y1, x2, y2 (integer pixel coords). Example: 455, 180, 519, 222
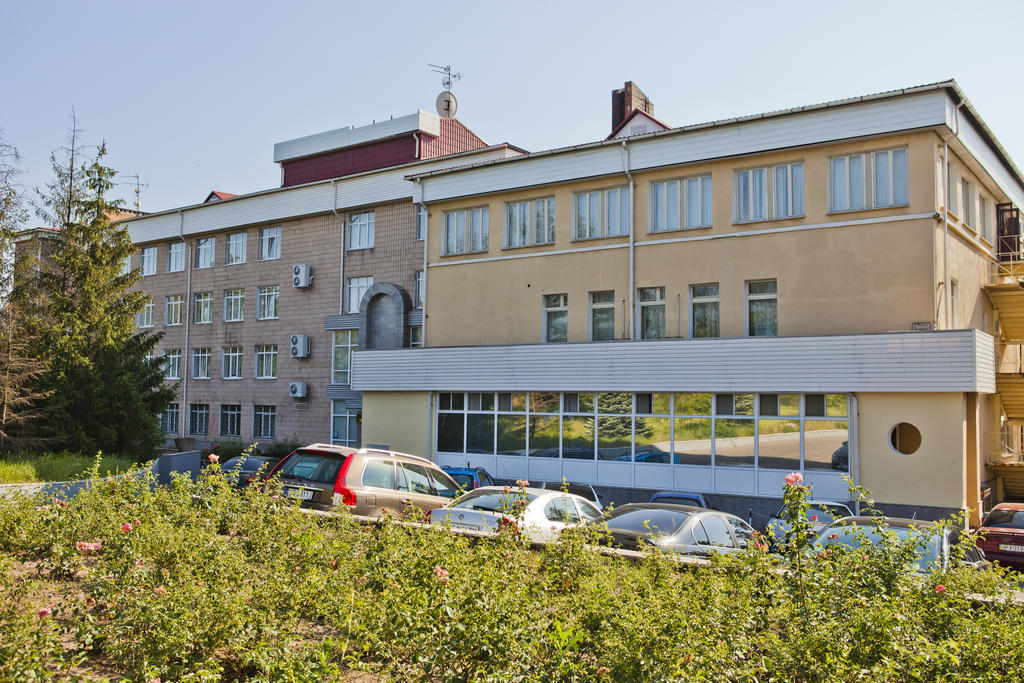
889, 422, 921, 455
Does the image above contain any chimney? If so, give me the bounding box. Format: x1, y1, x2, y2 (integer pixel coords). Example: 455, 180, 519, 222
611, 81, 654, 134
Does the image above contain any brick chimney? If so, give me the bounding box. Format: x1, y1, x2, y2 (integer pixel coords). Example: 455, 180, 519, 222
611, 81, 654, 134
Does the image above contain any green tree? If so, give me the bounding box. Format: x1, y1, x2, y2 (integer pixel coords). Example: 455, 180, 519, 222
31, 133, 173, 457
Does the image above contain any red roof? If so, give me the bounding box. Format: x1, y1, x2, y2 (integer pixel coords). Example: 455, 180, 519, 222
606, 108, 672, 140
204, 191, 238, 203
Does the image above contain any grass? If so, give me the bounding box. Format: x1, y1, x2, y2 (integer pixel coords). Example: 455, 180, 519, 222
0, 453, 140, 484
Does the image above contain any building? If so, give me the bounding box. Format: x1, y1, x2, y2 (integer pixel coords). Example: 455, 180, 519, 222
120, 110, 522, 450
353, 81, 1024, 522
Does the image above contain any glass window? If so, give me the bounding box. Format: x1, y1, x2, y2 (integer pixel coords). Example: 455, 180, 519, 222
734, 168, 767, 223
165, 295, 182, 326
505, 197, 554, 248
194, 292, 212, 324
530, 392, 560, 413
690, 284, 719, 338
427, 468, 460, 499
167, 242, 185, 272
873, 149, 909, 208
332, 330, 358, 384
545, 497, 581, 523
416, 205, 427, 241
255, 345, 278, 379
805, 421, 848, 471
258, 226, 281, 260
409, 326, 423, 348
714, 419, 755, 467
443, 207, 488, 255
774, 162, 804, 218
348, 211, 375, 250
757, 419, 800, 470
137, 297, 154, 328
414, 270, 425, 309
222, 346, 242, 380
257, 285, 279, 320
347, 276, 373, 314
191, 348, 211, 379
675, 393, 712, 415
141, 247, 157, 276
223, 289, 244, 322
163, 349, 181, 380
400, 463, 433, 495
253, 405, 276, 439
466, 414, 493, 454
830, 154, 866, 212
575, 187, 630, 240
225, 232, 246, 265
161, 403, 179, 434
528, 415, 559, 457
746, 280, 777, 336
562, 416, 594, 459
544, 294, 568, 343
700, 514, 736, 547
726, 517, 756, 549
220, 404, 241, 437
497, 415, 526, 455
634, 417, 671, 463
672, 417, 712, 465
361, 460, 395, 490
189, 403, 209, 435
331, 400, 359, 446
195, 237, 215, 269
590, 290, 615, 341
639, 286, 665, 340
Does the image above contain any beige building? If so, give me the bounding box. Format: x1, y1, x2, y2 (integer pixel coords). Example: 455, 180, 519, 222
353, 81, 1024, 522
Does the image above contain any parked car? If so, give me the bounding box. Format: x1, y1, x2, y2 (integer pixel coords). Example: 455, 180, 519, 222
265, 443, 461, 516
649, 491, 710, 508
831, 440, 849, 470
813, 516, 988, 573
220, 455, 281, 488
441, 465, 496, 492
766, 500, 854, 544
594, 503, 757, 556
429, 486, 602, 542
975, 503, 1024, 569
536, 481, 603, 506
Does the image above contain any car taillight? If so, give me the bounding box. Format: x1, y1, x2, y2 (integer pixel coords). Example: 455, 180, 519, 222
473, 480, 479, 489
332, 455, 356, 507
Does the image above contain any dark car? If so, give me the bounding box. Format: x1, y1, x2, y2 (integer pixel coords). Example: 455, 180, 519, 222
975, 503, 1024, 569
594, 503, 756, 556
441, 466, 496, 492
649, 491, 709, 508
831, 441, 849, 471
221, 455, 281, 488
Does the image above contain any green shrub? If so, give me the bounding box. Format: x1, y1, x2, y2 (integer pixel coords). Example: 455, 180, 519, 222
257, 437, 303, 459
0, 451, 140, 484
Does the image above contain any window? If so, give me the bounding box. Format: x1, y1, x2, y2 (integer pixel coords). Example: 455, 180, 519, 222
195, 237, 215, 269
416, 205, 427, 241
254, 405, 276, 439
773, 163, 805, 218
161, 404, 179, 434
980, 196, 993, 243
414, 270, 425, 309
137, 297, 154, 328
165, 295, 182, 326
590, 290, 615, 341
651, 176, 712, 231
690, 284, 719, 338
257, 285, 279, 320
220, 404, 241, 437
331, 399, 359, 446
225, 232, 246, 265
960, 179, 975, 226
734, 163, 804, 223
191, 347, 211, 379
873, 149, 909, 208
831, 149, 907, 212
746, 280, 778, 336
347, 211, 374, 250
332, 330, 358, 384
194, 292, 212, 324
141, 247, 157, 276
346, 276, 373, 314
222, 346, 243, 379
734, 169, 767, 223
189, 404, 209, 436
167, 242, 185, 272
639, 287, 665, 340
255, 345, 278, 379
442, 207, 489, 255
544, 294, 568, 343
574, 187, 630, 239
410, 326, 423, 348
505, 197, 555, 248
258, 226, 281, 260
223, 289, 244, 322
121, 255, 132, 276
831, 154, 866, 212
163, 349, 181, 380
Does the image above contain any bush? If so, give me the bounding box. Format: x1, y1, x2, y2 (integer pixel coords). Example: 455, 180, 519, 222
257, 437, 303, 459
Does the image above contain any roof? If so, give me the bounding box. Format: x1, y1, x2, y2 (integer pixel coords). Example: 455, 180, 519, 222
204, 191, 238, 202
606, 108, 671, 140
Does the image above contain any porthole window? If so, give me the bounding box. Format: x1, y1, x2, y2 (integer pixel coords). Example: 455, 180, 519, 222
889, 422, 921, 455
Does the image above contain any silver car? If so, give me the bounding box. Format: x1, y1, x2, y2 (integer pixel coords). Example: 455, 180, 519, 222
429, 486, 602, 542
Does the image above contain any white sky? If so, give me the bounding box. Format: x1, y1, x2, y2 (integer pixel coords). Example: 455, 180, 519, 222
3, 0, 1023, 220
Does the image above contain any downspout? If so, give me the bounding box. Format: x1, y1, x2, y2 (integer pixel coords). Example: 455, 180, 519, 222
412, 132, 420, 160
621, 140, 635, 339
943, 98, 967, 328
850, 394, 860, 514
331, 179, 344, 314
179, 210, 191, 439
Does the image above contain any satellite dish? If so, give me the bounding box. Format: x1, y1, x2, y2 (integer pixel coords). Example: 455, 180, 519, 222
436, 91, 457, 118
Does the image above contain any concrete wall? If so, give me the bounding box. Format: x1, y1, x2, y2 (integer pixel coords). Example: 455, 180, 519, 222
360, 391, 432, 458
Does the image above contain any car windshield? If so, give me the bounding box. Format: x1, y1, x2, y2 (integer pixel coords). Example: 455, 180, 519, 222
604, 508, 693, 535
452, 490, 538, 512
276, 451, 348, 484
447, 472, 475, 489
983, 509, 1024, 529
816, 524, 942, 572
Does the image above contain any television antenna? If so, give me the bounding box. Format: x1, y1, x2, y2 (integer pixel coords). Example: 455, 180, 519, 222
118, 174, 149, 211
428, 63, 461, 117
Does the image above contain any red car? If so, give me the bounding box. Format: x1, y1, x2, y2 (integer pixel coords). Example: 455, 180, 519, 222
976, 503, 1024, 569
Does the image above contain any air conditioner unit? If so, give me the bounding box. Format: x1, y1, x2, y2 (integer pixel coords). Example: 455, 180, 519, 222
290, 333, 310, 358
292, 263, 313, 288
288, 381, 307, 398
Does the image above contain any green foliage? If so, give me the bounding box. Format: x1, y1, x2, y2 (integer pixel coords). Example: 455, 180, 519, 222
1, 472, 1023, 680
258, 437, 304, 459
0, 451, 138, 483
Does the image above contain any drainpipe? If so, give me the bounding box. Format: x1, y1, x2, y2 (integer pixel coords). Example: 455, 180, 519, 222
621, 141, 635, 339
179, 210, 191, 439
331, 179, 345, 314
943, 98, 967, 328
850, 393, 860, 514
413, 132, 420, 160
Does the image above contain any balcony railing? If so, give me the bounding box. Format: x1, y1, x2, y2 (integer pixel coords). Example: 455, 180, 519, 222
991, 203, 1024, 283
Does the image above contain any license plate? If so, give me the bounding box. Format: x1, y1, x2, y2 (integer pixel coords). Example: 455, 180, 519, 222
284, 487, 315, 501
999, 543, 1024, 553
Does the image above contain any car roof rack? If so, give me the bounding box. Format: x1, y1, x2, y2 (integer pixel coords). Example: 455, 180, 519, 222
358, 447, 434, 464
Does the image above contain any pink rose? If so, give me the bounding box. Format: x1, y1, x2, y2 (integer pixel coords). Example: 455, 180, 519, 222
121, 522, 133, 533
784, 472, 803, 486
811, 515, 818, 522
515, 479, 530, 487
434, 565, 450, 585
935, 584, 946, 594
38, 607, 51, 618
76, 541, 102, 554
208, 453, 219, 464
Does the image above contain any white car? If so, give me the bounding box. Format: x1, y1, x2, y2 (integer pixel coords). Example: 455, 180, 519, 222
429, 486, 602, 542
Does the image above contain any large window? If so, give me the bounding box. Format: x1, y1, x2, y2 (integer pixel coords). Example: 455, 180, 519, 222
223, 289, 244, 322
590, 290, 615, 341
189, 404, 209, 436
651, 175, 712, 232
165, 295, 182, 326
639, 286, 665, 340
137, 297, 154, 328
141, 247, 157, 276
195, 237, 215, 269
163, 349, 181, 380
253, 405, 276, 439
222, 346, 243, 380
831, 149, 907, 212
960, 178, 975, 226
690, 284, 719, 338
161, 404, 179, 434
773, 163, 805, 218
194, 292, 212, 324
259, 226, 281, 260
574, 187, 629, 240
167, 242, 185, 272
443, 207, 489, 255
257, 285, 279, 320
746, 280, 778, 336
225, 232, 246, 265
735, 163, 804, 223
331, 400, 359, 446
255, 345, 278, 379
505, 197, 555, 248
191, 347, 211, 379
544, 294, 568, 343
436, 390, 848, 472
332, 330, 358, 384
220, 404, 241, 437
348, 211, 375, 250
346, 276, 373, 314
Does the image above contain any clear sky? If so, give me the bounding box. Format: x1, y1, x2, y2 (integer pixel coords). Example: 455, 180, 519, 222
2, 0, 1023, 220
